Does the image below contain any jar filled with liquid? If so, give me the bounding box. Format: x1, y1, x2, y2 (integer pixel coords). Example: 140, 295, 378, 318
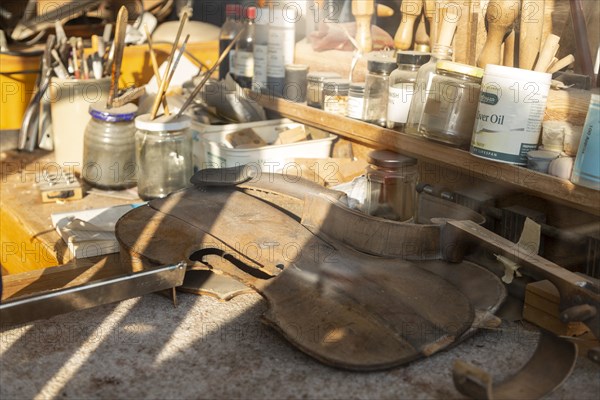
307, 71, 342, 108
421, 61, 483, 149
387, 51, 430, 130
135, 114, 193, 200
405, 44, 453, 137
83, 103, 138, 190
323, 78, 350, 116
365, 149, 418, 222
363, 55, 397, 126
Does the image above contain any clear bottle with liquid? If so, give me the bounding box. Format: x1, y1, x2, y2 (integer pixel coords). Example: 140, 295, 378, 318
235, 6, 256, 89
405, 44, 453, 137
363, 54, 397, 127
218, 4, 242, 81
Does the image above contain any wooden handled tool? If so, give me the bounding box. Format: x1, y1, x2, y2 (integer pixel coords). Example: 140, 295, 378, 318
423, 0, 438, 46
477, 0, 520, 68
414, 12, 430, 51
351, 0, 374, 53
503, 30, 516, 67
394, 0, 423, 50
436, 6, 459, 48
144, 24, 170, 115
107, 6, 128, 108
533, 33, 559, 72
519, 0, 545, 70
547, 54, 575, 74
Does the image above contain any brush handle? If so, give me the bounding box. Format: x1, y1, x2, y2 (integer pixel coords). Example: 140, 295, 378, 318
351, 0, 374, 53
394, 0, 423, 50
519, 0, 545, 70
478, 0, 519, 68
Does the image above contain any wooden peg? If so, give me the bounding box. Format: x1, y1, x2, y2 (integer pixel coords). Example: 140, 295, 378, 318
519, 0, 545, 70
547, 54, 575, 74
394, 0, 423, 50
423, 0, 438, 46
477, 0, 520, 68
351, 0, 374, 53
414, 13, 430, 51
376, 4, 394, 17
534, 33, 559, 72
437, 6, 458, 48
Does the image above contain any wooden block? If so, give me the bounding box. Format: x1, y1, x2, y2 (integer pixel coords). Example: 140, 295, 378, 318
226, 128, 267, 149
523, 280, 589, 336
273, 126, 308, 145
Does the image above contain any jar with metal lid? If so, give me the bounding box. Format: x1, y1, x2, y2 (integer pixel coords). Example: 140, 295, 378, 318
307, 71, 342, 108
134, 114, 193, 200
323, 78, 350, 116
82, 103, 138, 190
363, 54, 397, 127
421, 61, 483, 149
405, 44, 453, 137
365, 149, 418, 222
387, 51, 431, 130
346, 82, 366, 120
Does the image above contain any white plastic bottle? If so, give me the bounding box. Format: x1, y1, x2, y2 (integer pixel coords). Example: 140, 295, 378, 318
267, 1, 296, 97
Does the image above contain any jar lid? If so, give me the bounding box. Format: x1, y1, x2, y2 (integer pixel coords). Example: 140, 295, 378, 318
367, 54, 397, 74
245, 6, 257, 19
349, 82, 365, 93
368, 149, 417, 168
323, 78, 350, 94
89, 103, 138, 122
396, 51, 431, 66
307, 71, 342, 82
135, 113, 191, 131
436, 61, 484, 79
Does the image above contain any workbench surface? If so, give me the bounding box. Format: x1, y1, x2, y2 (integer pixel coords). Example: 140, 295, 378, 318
1, 292, 599, 399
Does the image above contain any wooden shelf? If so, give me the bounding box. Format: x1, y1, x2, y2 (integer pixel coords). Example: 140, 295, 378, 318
254, 94, 600, 216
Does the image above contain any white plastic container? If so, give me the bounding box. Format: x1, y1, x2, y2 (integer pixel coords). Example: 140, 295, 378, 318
191, 119, 337, 172
470, 65, 552, 165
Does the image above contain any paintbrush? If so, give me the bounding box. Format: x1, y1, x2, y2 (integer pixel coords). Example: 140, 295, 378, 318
176, 27, 246, 118
144, 24, 170, 115
150, 12, 188, 120
107, 6, 128, 108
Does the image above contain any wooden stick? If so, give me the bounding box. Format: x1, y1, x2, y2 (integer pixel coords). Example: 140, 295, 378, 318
519, 0, 545, 70
547, 54, 575, 74
149, 12, 188, 120
477, 0, 520, 68
546, 56, 559, 71
437, 6, 459, 48
503, 30, 515, 67
534, 34, 560, 72
162, 34, 191, 95
144, 24, 170, 115
423, 0, 438, 46
112, 86, 146, 108
394, 0, 423, 50
107, 6, 128, 107
351, 0, 374, 53
176, 27, 246, 118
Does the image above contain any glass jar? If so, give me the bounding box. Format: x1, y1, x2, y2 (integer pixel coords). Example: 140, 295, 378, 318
421, 61, 483, 149
134, 114, 193, 200
82, 103, 138, 190
405, 44, 453, 137
307, 71, 342, 108
363, 54, 397, 127
387, 51, 431, 130
323, 78, 350, 116
346, 82, 366, 120
365, 149, 418, 222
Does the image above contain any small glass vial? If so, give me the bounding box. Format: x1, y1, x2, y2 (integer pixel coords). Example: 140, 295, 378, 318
346, 82, 366, 120
363, 54, 397, 127
365, 149, 418, 222
307, 71, 342, 108
405, 44, 453, 137
134, 114, 193, 200
83, 103, 138, 190
421, 61, 483, 149
323, 78, 350, 116
387, 51, 431, 130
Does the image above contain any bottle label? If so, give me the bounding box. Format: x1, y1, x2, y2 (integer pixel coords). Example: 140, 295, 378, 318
236, 50, 254, 78
255, 7, 269, 25
347, 97, 365, 119
267, 28, 295, 78
388, 83, 415, 124
229, 50, 236, 75
253, 45, 268, 87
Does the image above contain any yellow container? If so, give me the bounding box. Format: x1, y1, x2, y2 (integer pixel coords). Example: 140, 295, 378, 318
0, 52, 41, 130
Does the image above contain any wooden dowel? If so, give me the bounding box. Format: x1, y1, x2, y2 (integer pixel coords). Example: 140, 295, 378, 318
547, 54, 575, 74
519, 0, 545, 70
534, 34, 560, 72
150, 12, 188, 120
503, 30, 515, 67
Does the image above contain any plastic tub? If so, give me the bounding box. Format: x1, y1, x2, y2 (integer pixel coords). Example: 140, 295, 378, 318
191, 119, 337, 172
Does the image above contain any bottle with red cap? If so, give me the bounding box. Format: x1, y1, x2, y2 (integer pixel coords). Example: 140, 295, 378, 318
219, 4, 242, 81
235, 6, 256, 89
